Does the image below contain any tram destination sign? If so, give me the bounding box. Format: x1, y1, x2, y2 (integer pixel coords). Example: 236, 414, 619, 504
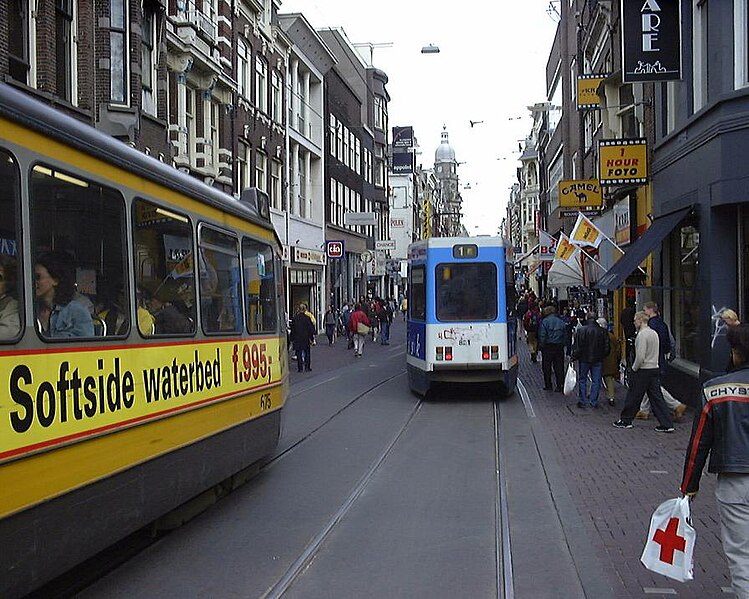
598, 138, 648, 186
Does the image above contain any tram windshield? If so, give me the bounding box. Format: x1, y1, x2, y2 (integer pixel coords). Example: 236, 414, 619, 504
435, 262, 497, 322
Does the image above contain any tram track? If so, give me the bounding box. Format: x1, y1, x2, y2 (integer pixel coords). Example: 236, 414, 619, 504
262, 396, 424, 599
494, 399, 515, 599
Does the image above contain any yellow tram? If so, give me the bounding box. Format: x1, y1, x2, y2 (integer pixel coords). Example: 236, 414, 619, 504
0, 83, 288, 597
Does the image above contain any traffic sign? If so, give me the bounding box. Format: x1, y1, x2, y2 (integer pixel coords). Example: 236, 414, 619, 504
326, 240, 344, 259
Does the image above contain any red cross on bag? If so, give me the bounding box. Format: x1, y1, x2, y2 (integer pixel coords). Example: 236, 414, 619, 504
641, 496, 696, 582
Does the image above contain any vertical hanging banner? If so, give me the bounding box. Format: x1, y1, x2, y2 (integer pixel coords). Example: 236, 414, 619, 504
622, 0, 682, 83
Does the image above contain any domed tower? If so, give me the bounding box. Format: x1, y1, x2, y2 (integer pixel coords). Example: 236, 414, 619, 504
433, 126, 461, 235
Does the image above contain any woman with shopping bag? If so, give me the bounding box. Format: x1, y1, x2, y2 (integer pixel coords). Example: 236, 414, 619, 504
677, 324, 749, 598
348, 303, 370, 358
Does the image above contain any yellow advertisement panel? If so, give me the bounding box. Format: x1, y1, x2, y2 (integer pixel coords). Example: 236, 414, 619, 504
559, 179, 603, 209
599, 138, 648, 185
577, 74, 607, 109
554, 236, 577, 262
0, 338, 284, 463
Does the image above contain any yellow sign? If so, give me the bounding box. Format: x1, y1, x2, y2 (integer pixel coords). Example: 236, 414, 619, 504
0, 339, 284, 463
559, 179, 603, 210
599, 138, 648, 185
577, 74, 607, 109
554, 235, 577, 262
570, 213, 604, 249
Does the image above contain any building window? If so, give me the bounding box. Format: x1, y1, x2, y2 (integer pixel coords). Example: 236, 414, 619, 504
110, 0, 128, 105
271, 70, 283, 123
56, 0, 77, 104
374, 95, 387, 130
255, 55, 268, 113
668, 219, 700, 363
141, 5, 158, 116
255, 151, 267, 192
237, 143, 251, 194
298, 154, 306, 218
735, 0, 749, 89
548, 67, 563, 136
8, 0, 32, 85
237, 38, 250, 99
270, 160, 281, 210
693, 0, 709, 112
185, 86, 196, 162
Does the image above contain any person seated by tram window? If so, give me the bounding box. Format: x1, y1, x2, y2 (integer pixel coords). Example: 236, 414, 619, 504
135, 286, 156, 336
96, 281, 128, 335
0, 254, 21, 339
142, 280, 193, 335
35, 251, 94, 338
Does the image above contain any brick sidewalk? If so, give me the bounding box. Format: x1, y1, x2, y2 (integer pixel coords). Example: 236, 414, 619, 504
517, 341, 733, 597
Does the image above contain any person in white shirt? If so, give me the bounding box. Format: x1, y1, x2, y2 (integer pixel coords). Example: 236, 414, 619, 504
613, 311, 675, 432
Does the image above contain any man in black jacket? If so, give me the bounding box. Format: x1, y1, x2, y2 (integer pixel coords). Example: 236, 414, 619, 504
681, 325, 749, 597
290, 303, 315, 372
571, 312, 610, 408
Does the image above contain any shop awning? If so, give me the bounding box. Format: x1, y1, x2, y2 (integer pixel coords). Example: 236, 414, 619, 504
596, 207, 691, 291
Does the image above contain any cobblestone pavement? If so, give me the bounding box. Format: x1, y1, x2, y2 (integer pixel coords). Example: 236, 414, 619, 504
516, 338, 733, 598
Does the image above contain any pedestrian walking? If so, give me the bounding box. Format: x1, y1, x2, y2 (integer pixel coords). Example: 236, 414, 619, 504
570, 312, 610, 408
635, 301, 688, 421
378, 298, 393, 345
400, 296, 408, 321
324, 306, 337, 345
349, 303, 370, 358
538, 305, 567, 392
613, 311, 674, 431
719, 308, 741, 372
304, 305, 317, 346
290, 303, 315, 372
523, 301, 542, 363
598, 317, 622, 406
681, 324, 749, 598
620, 296, 636, 367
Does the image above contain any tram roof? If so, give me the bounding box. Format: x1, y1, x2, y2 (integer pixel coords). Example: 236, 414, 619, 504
412, 236, 509, 249
0, 83, 277, 238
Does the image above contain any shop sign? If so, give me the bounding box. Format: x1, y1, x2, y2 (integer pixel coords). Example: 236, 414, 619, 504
622, 0, 682, 83
344, 212, 378, 226
614, 199, 631, 246
392, 126, 414, 148
599, 138, 648, 185
559, 179, 603, 217
293, 246, 326, 266
577, 74, 608, 109
390, 217, 406, 228
375, 240, 396, 251
326, 240, 344, 259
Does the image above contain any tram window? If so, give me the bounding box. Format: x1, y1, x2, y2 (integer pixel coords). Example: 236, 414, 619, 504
242, 238, 277, 334
435, 263, 497, 322
409, 265, 426, 321
132, 198, 196, 336
30, 164, 129, 339
199, 225, 242, 334
0, 149, 22, 342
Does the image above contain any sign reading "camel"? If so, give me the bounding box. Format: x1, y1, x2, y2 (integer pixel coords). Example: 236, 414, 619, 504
558, 179, 603, 217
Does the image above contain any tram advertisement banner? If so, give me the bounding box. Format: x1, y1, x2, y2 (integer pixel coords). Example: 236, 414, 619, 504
0, 338, 284, 463
599, 138, 648, 185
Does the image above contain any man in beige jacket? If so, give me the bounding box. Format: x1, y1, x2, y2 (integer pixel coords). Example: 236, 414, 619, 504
613, 311, 675, 432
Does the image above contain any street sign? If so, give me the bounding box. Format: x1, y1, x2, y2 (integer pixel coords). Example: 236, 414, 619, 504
344, 211, 378, 226
326, 240, 344, 259
375, 240, 396, 251
361, 250, 374, 263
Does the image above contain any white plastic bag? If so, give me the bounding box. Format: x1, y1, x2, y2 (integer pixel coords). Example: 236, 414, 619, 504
641, 496, 696, 582
563, 363, 577, 395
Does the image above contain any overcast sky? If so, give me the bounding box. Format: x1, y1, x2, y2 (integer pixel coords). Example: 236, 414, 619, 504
280, 0, 559, 236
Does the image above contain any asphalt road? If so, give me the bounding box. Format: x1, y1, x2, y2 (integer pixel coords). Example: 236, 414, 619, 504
75, 329, 596, 598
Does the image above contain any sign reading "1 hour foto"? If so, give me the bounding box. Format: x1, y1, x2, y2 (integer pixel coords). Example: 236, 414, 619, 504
599, 138, 648, 185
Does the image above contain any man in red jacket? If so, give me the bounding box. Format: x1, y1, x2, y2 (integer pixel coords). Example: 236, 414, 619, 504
681, 325, 749, 597
348, 303, 370, 358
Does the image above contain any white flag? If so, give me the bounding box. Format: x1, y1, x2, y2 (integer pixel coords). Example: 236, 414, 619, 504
569, 213, 604, 249
538, 230, 557, 262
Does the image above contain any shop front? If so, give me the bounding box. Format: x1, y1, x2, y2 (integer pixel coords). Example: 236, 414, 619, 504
290, 246, 326, 330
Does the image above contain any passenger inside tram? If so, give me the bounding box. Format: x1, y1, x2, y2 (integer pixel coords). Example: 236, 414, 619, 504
142, 279, 193, 335
35, 251, 94, 338
0, 254, 20, 339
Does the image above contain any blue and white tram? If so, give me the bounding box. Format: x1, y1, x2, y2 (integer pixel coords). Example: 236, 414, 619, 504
406, 237, 518, 396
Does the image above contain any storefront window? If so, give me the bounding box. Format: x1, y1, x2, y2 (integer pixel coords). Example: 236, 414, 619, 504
669, 221, 700, 362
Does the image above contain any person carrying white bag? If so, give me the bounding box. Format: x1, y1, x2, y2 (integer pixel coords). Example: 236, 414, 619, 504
641, 496, 695, 582
677, 324, 749, 598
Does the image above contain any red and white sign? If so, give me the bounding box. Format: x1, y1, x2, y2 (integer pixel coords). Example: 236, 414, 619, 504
390, 218, 405, 228
326, 240, 344, 259
538, 230, 558, 262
